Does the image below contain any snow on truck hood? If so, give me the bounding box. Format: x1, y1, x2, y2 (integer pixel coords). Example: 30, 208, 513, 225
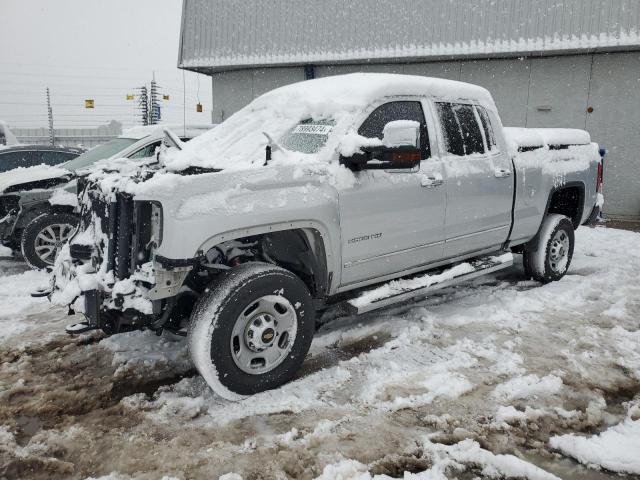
0, 164, 70, 194
160, 73, 496, 172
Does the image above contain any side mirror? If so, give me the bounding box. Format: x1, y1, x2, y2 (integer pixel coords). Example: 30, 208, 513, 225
340, 120, 422, 170
382, 120, 420, 149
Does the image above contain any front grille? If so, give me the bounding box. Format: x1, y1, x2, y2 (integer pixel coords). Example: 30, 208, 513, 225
113, 194, 134, 280
74, 182, 144, 281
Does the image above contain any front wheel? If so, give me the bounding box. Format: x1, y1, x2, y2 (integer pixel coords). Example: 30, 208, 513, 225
20, 212, 78, 270
187, 262, 315, 400
523, 214, 575, 283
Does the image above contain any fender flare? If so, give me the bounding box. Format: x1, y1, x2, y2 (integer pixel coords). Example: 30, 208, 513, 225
196, 220, 338, 295
534, 181, 586, 239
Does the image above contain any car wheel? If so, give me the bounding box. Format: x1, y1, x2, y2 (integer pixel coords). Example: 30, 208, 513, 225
20, 212, 78, 270
187, 262, 315, 400
523, 214, 575, 283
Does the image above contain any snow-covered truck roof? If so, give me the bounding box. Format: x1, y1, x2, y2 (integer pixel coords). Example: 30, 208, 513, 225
161, 73, 496, 172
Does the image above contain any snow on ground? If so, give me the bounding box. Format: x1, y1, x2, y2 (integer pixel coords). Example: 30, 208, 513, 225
550, 413, 640, 475
0, 259, 53, 344
0, 226, 639, 479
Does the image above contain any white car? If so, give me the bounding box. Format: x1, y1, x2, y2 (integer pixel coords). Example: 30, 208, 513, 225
0, 124, 215, 269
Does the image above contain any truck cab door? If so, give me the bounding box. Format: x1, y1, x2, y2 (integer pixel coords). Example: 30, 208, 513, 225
337, 100, 446, 288
436, 103, 513, 258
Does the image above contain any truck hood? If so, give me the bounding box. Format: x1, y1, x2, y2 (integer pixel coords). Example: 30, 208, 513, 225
0, 164, 72, 194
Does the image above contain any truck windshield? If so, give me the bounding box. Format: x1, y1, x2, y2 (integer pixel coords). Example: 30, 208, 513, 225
63, 137, 138, 171
280, 119, 335, 154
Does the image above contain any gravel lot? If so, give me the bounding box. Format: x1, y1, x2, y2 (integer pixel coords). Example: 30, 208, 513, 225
0, 226, 639, 480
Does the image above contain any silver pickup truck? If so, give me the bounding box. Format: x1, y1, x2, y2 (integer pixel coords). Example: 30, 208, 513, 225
50, 73, 603, 400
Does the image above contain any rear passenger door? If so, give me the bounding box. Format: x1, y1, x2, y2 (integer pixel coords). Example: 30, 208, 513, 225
436, 103, 513, 258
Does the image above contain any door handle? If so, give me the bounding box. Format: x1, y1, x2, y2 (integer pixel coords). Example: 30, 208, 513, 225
494, 168, 512, 178
422, 176, 444, 188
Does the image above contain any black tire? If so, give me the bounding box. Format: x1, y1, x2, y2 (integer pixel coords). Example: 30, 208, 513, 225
187, 262, 315, 400
523, 214, 575, 283
20, 212, 78, 270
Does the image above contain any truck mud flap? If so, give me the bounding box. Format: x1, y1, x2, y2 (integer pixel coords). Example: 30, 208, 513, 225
346, 252, 514, 315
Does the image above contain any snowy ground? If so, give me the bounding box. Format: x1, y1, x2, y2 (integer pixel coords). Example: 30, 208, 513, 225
0, 226, 639, 480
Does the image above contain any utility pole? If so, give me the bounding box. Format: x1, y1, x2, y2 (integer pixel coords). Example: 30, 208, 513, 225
46, 87, 54, 145
134, 75, 163, 126
138, 86, 149, 126
150, 73, 161, 125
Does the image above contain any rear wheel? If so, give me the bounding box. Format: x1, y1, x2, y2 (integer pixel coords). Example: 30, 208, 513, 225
20, 212, 78, 269
187, 262, 315, 400
523, 214, 574, 283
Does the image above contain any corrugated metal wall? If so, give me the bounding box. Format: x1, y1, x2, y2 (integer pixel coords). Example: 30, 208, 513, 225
180, 0, 640, 70
209, 52, 640, 217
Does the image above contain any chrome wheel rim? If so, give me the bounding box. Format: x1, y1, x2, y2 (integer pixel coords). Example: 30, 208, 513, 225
230, 295, 297, 375
549, 229, 570, 273
34, 223, 75, 265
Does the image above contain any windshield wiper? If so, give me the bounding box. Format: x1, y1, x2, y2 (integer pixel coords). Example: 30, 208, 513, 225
262, 132, 284, 166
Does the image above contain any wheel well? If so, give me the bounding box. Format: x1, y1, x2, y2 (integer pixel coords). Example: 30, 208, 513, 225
547, 185, 584, 228
15, 203, 75, 230
201, 228, 329, 299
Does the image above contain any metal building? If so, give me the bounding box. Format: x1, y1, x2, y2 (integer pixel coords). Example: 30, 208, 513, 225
178, 0, 640, 218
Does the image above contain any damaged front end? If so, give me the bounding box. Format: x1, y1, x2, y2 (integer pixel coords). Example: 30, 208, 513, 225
51, 180, 178, 335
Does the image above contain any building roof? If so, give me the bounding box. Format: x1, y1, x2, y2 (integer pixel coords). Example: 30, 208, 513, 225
179, 0, 640, 73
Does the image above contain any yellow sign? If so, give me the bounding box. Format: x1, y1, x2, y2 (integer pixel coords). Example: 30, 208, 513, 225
84, 99, 94, 109
163, 94, 169, 100
196, 103, 203, 113
126, 94, 134, 101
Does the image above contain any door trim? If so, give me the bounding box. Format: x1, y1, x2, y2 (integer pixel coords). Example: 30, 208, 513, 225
336, 245, 505, 292
445, 224, 509, 243
343, 239, 444, 268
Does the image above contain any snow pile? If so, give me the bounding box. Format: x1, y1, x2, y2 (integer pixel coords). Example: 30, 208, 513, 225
550, 418, 640, 474
0, 164, 70, 193
492, 374, 563, 402
315, 439, 560, 480
100, 330, 191, 380
0, 267, 50, 341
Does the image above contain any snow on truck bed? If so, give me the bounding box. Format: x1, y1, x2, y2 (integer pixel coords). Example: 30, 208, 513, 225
505, 127, 591, 150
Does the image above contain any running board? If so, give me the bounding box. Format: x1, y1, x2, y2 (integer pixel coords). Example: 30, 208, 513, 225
346, 252, 513, 315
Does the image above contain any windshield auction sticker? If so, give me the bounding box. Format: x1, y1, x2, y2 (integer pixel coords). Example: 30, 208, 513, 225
292, 124, 333, 135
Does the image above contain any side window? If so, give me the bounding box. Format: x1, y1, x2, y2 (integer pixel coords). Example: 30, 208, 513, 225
0, 151, 33, 171
477, 106, 497, 152
358, 101, 430, 158
128, 141, 162, 159
436, 103, 485, 156
38, 150, 76, 166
